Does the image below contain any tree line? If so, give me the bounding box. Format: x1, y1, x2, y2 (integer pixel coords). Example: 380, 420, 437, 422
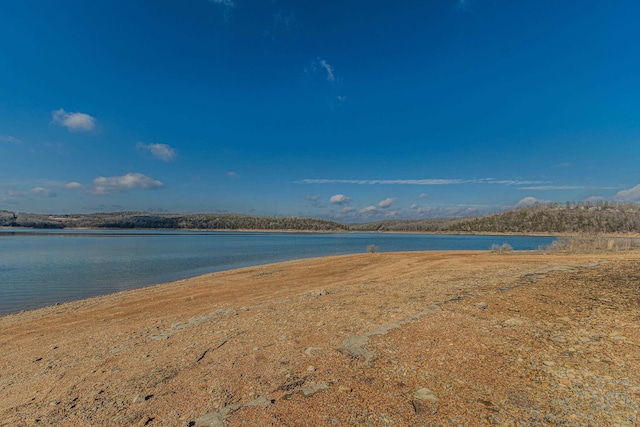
3, 201, 640, 233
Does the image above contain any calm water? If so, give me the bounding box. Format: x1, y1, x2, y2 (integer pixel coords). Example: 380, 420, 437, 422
0, 229, 555, 315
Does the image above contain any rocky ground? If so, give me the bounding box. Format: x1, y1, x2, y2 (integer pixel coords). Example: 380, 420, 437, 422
1, 251, 639, 426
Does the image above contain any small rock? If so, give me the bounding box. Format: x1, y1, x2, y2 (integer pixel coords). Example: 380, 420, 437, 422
474, 302, 488, 310
550, 335, 567, 343
132, 393, 150, 404
307, 365, 317, 373
543, 361, 555, 367
302, 383, 330, 396
414, 387, 438, 403
338, 386, 352, 393
193, 411, 226, 427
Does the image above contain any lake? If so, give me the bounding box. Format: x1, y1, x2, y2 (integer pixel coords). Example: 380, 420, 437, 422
0, 229, 556, 315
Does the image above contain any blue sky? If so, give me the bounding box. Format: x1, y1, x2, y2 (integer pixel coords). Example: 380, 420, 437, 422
1, 0, 640, 221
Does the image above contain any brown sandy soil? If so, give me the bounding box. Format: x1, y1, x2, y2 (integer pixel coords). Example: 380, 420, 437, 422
1, 251, 639, 427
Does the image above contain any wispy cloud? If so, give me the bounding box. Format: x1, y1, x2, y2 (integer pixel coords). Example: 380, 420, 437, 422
298, 179, 463, 185
518, 185, 584, 190
31, 187, 57, 198
209, 0, 234, 20
137, 142, 176, 162
297, 178, 549, 186
0, 135, 22, 144
226, 171, 239, 178
329, 194, 351, 204
8, 187, 57, 198
263, 10, 299, 44
51, 109, 96, 132
91, 173, 164, 196
306, 58, 336, 83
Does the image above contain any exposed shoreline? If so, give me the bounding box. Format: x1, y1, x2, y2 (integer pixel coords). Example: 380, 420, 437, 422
2, 251, 639, 426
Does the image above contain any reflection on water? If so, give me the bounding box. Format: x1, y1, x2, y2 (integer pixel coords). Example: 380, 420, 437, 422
0, 230, 555, 315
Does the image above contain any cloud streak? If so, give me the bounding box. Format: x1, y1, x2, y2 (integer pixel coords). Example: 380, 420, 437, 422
91, 173, 164, 195
51, 109, 96, 132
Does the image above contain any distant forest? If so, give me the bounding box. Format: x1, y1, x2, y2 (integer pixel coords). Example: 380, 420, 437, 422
2, 201, 640, 234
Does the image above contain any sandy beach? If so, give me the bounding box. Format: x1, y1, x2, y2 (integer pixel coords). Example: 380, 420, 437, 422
1, 250, 639, 426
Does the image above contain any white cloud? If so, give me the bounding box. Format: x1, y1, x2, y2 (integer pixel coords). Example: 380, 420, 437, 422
0, 135, 22, 144
377, 197, 397, 208
340, 207, 355, 214
515, 197, 546, 208
359, 206, 378, 214
65, 182, 83, 189
91, 173, 164, 196
137, 142, 176, 162
306, 195, 319, 202
615, 184, 640, 202
329, 194, 351, 205
51, 109, 96, 132
411, 204, 419, 209
226, 171, 239, 178
419, 193, 428, 198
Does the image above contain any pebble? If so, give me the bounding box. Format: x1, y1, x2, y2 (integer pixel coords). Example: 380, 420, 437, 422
414, 387, 438, 403
504, 318, 524, 327
474, 302, 488, 310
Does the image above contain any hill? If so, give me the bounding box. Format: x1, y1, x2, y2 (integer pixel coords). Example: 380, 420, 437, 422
2, 202, 640, 234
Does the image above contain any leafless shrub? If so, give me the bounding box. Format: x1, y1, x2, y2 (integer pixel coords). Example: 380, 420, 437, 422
543, 235, 640, 253
367, 244, 378, 254
491, 242, 513, 253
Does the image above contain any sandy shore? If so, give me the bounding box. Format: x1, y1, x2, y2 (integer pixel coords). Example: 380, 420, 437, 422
1, 251, 639, 426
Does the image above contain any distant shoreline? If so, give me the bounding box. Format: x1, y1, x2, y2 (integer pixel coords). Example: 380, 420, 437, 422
3, 225, 640, 238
